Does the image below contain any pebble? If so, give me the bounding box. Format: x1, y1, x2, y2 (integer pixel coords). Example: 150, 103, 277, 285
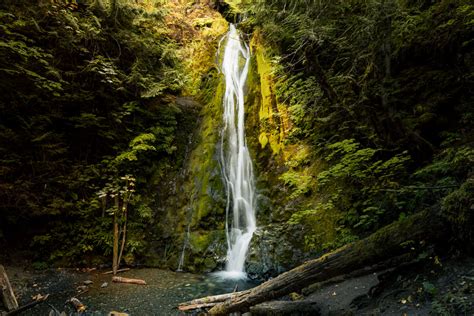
83, 280, 93, 285
101, 282, 108, 288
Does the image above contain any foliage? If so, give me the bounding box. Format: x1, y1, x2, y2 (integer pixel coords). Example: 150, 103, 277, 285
279, 170, 312, 199
244, 0, 474, 251
0, 0, 185, 264
319, 141, 410, 228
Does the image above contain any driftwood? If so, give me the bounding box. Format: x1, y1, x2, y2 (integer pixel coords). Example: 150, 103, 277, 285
103, 268, 130, 275
0, 265, 18, 311
6, 294, 49, 316
68, 297, 86, 312
178, 293, 237, 311
111, 276, 146, 285
180, 209, 446, 315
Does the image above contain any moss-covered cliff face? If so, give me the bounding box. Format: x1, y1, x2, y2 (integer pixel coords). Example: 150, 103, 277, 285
242, 0, 474, 276
145, 5, 352, 274
169, 0, 474, 273
141, 1, 229, 272
144, 19, 316, 274
151, 24, 343, 275
243, 30, 344, 276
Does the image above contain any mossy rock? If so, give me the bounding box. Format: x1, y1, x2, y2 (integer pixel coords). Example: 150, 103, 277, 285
204, 257, 217, 270
189, 231, 213, 253
188, 230, 225, 252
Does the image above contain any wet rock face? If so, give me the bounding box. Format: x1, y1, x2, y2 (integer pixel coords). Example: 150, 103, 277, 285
187, 230, 227, 273
246, 225, 307, 280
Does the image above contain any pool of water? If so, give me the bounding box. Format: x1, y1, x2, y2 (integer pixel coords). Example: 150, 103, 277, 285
11, 268, 258, 315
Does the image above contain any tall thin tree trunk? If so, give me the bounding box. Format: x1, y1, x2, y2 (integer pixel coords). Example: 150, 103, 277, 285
112, 195, 120, 275
117, 198, 128, 268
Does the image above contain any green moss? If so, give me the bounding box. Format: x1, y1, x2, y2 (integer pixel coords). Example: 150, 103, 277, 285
245, 29, 348, 256
187, 229, 226, 265
189, 231, 213, 253
223, 0, 243, 11
176, 71, 227, 233
441, 180, 474, 243
204, 257, 217, 269
250, 31, 288, 156
258, 132, 269, 149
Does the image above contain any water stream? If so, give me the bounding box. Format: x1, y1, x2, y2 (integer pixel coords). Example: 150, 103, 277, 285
176, 223, 190, 272
217, 24, 256, 279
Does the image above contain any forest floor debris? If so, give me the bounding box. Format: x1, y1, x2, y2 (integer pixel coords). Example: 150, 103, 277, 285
111, 276, 146, 285
0, 266, 252, 315
1, 257, 473, 315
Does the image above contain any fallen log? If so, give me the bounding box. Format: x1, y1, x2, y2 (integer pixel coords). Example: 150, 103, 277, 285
178, 292, 240, 311
179, 292, 239, 307
6, 294, 49, 316
68, 297, 86, 312
111, 276, 146, 285
179, 302, 219, 312
301, 252, 414, 296
186, 209, 446, 315
0, 265, 18, 311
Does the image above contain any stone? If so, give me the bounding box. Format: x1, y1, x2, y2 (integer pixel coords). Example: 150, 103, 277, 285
83, 280, 93, 285
101, 282, 108, 288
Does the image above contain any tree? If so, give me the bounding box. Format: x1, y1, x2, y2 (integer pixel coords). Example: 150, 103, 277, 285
98, 175, 135, 275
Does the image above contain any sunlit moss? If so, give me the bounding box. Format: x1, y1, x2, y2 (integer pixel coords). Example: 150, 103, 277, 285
163, 0, 228, 94
186, 78, 226, 227
250, 30, 291, 156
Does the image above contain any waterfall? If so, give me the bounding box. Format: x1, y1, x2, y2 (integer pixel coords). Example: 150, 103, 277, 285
217, 24, 256, 279
176, 223, 190, 272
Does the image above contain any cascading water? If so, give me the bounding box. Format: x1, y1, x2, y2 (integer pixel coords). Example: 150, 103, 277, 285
176, 223, 190, 272
217, 24, 256, 280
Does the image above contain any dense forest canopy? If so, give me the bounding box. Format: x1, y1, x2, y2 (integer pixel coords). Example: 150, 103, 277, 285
0, 0, 472, 279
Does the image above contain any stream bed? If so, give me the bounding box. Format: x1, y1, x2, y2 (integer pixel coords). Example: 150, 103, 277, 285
7, 267, 259, 315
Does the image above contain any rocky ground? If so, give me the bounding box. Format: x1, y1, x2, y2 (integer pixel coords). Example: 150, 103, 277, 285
0, 267, 256, 315
269, 255, 474, 316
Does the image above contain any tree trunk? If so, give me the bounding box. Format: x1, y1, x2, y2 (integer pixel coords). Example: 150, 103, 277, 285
5, 294, 49, 316
112, 196, 120, 275
301, 252, 414, 296
117, 200, 128, 269
0, 265, 18, 312
304, 49, 337, 104
204, 209, 446, 315
179, 293, 242, 311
